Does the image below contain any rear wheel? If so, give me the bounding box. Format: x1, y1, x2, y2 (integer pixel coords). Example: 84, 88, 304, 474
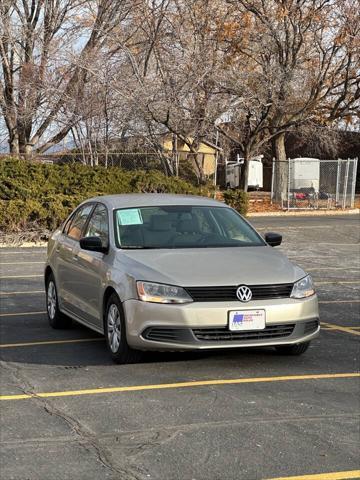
275, 341, 310, 356
104, 293, 142, 364
46, 273, 72, 329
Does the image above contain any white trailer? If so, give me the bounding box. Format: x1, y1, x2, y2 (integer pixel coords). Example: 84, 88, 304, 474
226, 156, 263, 189
291, 157, 320, 192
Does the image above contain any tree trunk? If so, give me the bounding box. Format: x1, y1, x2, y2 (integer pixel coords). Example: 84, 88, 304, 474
172, 134, 178, 176
192, 152, 205, 184
239, 150, 250, 192
9, 131, 19, 156
273, 133, 288, 203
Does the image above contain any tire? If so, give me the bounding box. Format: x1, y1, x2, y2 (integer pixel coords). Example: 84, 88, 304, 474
46, 273, 72, 329
104, 293, 142, 364
274, 341, 311, 356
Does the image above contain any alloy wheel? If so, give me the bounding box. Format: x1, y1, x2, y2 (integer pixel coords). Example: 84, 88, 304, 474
107, 304, 121, 353
47, 281, 57, 320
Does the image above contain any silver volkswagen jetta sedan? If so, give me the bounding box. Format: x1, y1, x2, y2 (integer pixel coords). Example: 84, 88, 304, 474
45, 194, 319, 363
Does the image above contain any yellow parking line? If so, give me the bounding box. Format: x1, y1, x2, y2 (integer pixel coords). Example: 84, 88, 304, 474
0, 310, 46, 317
0, 274, 43, 279
0, 338, 103, 348
264, 469, 360, 480
0, 291, 43, 296
0, 372, 358, 401
0, 261, 44, 265
321, 322, 360, 336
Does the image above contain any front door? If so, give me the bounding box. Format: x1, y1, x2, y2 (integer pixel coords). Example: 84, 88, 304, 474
57, 203, 94, 318
71, 203, 110, 330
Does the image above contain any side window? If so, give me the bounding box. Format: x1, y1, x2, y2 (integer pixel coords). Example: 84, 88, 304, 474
67, 204, 94, 241
84, 204, 109, 248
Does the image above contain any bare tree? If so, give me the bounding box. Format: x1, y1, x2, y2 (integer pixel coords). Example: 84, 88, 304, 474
0, 0, 134, 156
1, 0, 358, 194
218, 0, 360, 193
105, 0, 234, 182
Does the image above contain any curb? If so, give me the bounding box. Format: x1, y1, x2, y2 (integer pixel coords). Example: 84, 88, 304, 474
247, 209, 360, 217
0, 241, 47, 248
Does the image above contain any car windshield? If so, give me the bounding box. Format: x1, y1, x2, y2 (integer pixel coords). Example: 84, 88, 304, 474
114, 205, 265, 249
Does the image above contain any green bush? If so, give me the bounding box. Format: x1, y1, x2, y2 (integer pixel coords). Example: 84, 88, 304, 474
222, 189, 248, 216
0, 158, 203, 235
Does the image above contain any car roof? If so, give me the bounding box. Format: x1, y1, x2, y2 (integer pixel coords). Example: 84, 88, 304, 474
86, 193, 227, 210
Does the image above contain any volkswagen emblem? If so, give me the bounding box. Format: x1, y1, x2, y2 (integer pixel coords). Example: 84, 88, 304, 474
236, 285, 252, 302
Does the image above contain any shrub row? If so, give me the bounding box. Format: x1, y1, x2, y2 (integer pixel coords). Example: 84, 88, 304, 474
222, 189, 249, 216
0, 158, 248, 235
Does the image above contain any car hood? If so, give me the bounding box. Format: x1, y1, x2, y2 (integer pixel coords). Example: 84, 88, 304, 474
119, 247, 305, 286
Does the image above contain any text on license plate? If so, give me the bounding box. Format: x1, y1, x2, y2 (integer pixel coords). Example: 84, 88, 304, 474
229, 310, 266, 331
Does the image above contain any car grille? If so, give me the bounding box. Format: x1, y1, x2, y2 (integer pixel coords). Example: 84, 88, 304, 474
185, 284, 293, 302
192, 324, 295, 341
304, 320, 319, 334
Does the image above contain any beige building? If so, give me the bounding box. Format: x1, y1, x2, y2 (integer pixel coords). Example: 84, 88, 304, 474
162, 136, 221, 177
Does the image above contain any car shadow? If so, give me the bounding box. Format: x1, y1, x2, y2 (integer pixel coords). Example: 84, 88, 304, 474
0, 317, 290, 369
0, 332, 281, 368
0, 318, 286, 369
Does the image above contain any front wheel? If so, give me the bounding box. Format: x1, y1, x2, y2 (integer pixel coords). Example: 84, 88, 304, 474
274, 341, 310, 356
46, 273, 72, 329
104, 293, 142, 364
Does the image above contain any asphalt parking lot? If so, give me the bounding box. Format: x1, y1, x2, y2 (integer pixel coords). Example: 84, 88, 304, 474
0, 214, 359, 480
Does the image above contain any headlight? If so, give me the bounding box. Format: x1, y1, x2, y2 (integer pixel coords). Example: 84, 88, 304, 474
136, 281, 193, 304
291, 275, 315, 299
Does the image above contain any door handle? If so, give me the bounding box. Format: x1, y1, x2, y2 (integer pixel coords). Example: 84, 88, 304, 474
72, 254, 79, 262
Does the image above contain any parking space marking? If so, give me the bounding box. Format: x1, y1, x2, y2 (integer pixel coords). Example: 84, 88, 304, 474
0, 291, 43, 296
316, 243, 360, 246
0, 274, 43, 279
256, 225, 358, 230
0, 251, 45, 255
321, 325, 360, 331
0, 338, 103, 348
319, 300, 360, 304
316, 281, 360, 285
307, 267, 360, 271
288, 255, 348, 259
0, 310, 46, 317
2, 292, 357, 298
1, 372, 358, 401
321, 322, 360, 336
0, 261, 44, 265
264, 469, 360, 480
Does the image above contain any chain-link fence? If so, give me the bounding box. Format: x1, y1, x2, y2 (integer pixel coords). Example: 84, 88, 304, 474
37, 151, 167, 170
36, 150, 218, 185
273, 158, 358, 210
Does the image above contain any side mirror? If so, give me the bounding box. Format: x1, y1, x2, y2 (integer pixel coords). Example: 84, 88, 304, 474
80, 236, 107, 253
265, 232, 282, 247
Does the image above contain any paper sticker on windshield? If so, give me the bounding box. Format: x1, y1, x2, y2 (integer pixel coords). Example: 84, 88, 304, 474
117, 209, 143, 226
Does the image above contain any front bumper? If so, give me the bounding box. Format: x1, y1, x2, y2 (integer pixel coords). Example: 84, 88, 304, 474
123, 295, 320, 351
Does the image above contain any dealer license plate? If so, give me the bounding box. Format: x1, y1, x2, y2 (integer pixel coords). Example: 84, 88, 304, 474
229, 310, 266, 331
